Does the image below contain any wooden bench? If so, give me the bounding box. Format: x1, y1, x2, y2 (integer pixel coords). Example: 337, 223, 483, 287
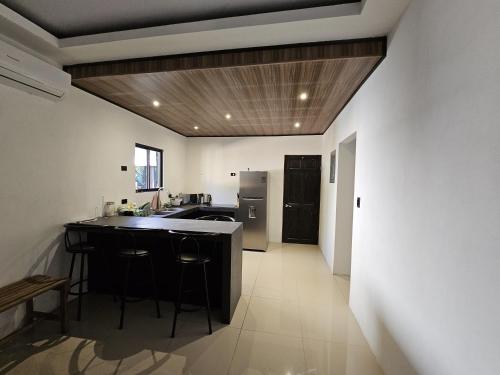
0, 275, 70, 334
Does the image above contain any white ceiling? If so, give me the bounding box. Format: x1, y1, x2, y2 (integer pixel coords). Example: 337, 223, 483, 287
0, 0, 410, 66
1, 0, 356, 38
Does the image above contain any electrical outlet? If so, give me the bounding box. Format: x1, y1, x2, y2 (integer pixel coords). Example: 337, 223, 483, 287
121, 199, 128, 204
230, 172, 236, 176
121, 165, 127, 171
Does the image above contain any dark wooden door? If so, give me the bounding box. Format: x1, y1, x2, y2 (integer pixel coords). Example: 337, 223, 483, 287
282, 155, 321, 244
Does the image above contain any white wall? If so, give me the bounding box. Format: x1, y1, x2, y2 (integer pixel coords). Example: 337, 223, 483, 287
319, 0, 500, 374
0, 84, 186, 338
185, 136, 322, 242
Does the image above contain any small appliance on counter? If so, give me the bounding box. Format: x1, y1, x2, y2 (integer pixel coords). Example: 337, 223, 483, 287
170, 197, 183, 206
204, 194, 212, 206
183, 193, 211, 205
103, 201, 116, 217
187, 194, 199, 204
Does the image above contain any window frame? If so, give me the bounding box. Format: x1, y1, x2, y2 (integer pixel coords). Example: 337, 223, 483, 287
135, 143, 163, 193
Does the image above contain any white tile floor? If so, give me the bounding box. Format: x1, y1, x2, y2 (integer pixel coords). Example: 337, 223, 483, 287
0, 243, 383, 374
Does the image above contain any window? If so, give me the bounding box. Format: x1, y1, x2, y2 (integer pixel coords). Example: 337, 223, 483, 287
135, 143, 163, 192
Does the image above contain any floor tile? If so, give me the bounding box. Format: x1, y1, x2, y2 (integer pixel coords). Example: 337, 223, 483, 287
334, 275, 351, 304
0, 243, 381, 375
252, 283, 298, 303
243, 296, 302, 337
229, 330, 306, 375
297, 276, 346, 309
299, 304, 368, 346
303, 338, 383, 375
241, 282, 254, 297
229, 295, 250, 329
153, 325, 240, 375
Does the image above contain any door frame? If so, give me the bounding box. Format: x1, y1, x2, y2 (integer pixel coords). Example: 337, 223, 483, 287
333, 133, 357, 276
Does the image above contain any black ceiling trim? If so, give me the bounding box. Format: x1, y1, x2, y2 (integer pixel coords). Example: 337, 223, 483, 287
64, 37, 387, 79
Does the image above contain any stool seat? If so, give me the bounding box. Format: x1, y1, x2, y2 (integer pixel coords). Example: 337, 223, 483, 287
66, 243, 96, 254
179, 253, 211, 264
118, 249, 150, 258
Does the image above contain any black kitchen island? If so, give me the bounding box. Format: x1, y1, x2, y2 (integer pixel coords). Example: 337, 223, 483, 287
66, 215, 242, 324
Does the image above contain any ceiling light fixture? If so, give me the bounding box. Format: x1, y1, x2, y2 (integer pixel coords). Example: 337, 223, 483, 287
225, 113, 232, 120
153, 100, 160, 107
194, 126, 199, 130
299, 92, 308, 101
294, 122, 301, 128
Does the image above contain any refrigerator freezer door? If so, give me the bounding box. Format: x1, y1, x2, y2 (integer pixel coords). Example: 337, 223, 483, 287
239, 197, 267, 250
240, 171, 268, 198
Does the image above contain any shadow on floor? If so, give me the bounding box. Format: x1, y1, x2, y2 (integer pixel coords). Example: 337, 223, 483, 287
0, 294, 225, 375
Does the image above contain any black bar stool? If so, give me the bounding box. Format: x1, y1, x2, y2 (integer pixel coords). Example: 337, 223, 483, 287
196, 215, 235, 222
168, 230, 219, 337
114, 227, 161, 330
64, 223, 98, 321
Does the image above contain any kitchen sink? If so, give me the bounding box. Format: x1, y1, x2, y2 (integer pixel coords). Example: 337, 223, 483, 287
152, 208, 182, 215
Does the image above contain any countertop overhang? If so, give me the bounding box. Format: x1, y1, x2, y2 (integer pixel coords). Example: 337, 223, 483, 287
72, 215, 241, 235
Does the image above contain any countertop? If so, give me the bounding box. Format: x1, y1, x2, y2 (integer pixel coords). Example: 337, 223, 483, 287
151, 203, 238, 218
73, 215, 242, 235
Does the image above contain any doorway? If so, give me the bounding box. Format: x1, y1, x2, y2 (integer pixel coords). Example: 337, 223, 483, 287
282, 155, 321, 244
333, 134, 357, 277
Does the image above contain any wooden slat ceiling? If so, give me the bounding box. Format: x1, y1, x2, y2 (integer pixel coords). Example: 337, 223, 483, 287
66, 38, 386, 137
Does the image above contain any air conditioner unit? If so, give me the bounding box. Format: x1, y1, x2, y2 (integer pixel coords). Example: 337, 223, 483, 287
0, 39, 70, 101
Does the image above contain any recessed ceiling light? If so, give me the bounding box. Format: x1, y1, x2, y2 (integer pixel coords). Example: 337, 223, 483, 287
153, 100, 160, 107
294, 122, 301, 128
299, 92, 308, 101
225, 113, 232, 120
194, 126, 199, 130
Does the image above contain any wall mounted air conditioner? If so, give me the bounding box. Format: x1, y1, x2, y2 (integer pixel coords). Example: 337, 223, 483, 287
0, 39, 70, 101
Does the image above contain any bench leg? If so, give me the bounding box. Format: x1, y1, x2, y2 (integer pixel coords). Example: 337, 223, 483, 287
60, 281, 69, 334
25, 298, 34, 325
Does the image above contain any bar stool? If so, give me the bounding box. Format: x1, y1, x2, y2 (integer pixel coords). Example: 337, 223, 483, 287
114, 227, 161, 330
64, 223, 97, 321
196, 215, 235, 222
168, 230, 219, 337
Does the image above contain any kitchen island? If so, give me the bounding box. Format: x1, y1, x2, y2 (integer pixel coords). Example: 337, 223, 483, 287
66, 215, 242, 324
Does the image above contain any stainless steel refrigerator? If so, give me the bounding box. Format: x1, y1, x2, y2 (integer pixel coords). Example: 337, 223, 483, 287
238, 171, 269, 251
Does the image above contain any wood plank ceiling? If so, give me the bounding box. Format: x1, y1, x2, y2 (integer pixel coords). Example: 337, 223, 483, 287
66, 38, 386, 137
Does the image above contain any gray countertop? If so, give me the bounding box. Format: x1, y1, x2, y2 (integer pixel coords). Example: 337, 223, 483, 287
151, 204, 238, 218
74, 215, 241, 234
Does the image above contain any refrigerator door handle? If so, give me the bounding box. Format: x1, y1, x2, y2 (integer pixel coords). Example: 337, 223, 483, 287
242, 197, 264, 201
